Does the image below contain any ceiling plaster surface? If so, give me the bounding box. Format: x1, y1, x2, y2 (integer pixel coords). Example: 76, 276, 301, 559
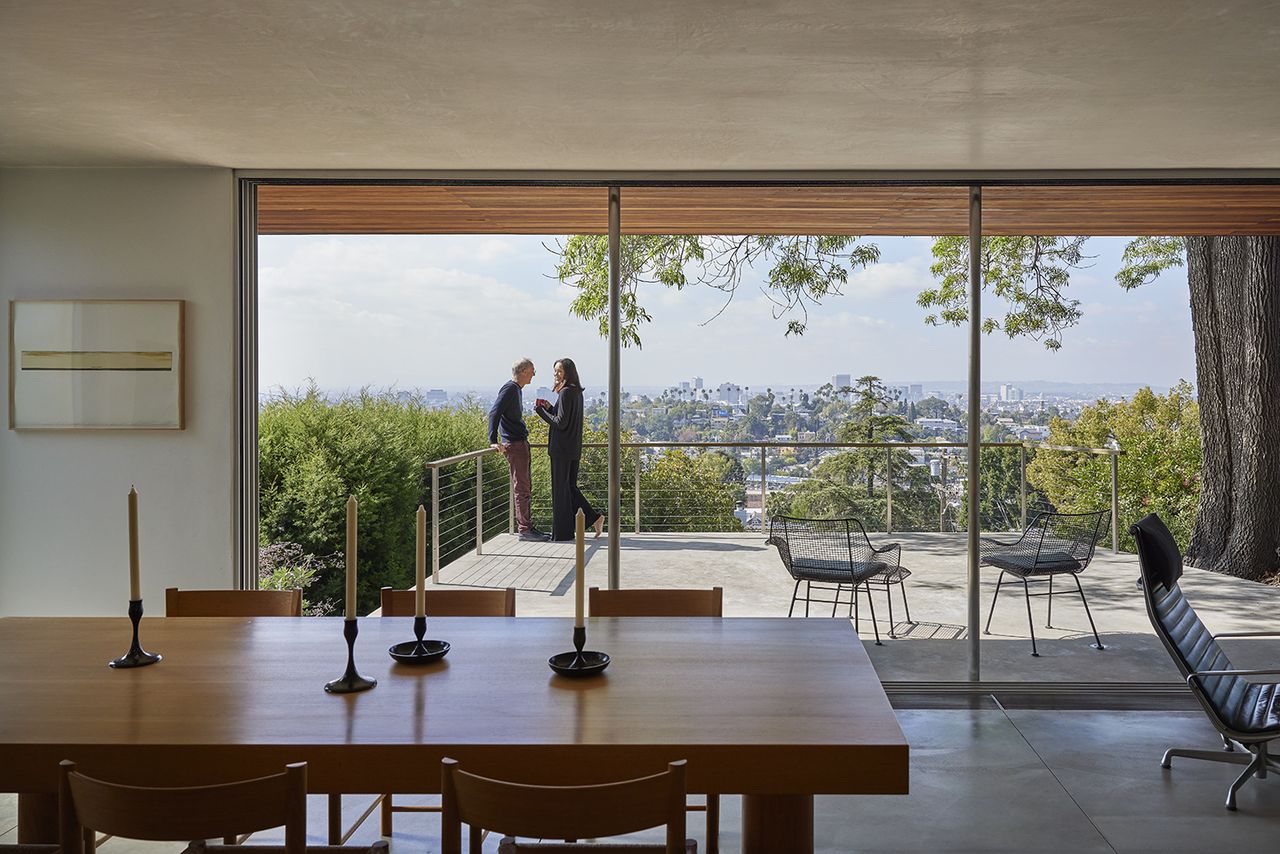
2, 1, 1279, 170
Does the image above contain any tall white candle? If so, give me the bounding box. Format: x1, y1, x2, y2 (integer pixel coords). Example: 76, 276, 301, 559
128, 486, 141, 601
415, 504, 426, 618
345, 495, 358, 620
575, 509, 585, 628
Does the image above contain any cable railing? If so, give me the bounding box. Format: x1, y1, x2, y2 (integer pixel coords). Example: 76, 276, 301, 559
423, 439, 1124, 580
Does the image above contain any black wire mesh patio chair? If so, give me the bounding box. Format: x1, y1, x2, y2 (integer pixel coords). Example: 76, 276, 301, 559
981, 509, 1108, 656
766, 515, 904, 644
1130, 513, 1280, 810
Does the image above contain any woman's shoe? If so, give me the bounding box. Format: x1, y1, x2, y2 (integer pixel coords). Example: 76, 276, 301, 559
594, 517, 604, 538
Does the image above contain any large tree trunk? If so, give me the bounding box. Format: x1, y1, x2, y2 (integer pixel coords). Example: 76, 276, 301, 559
1185, 236, 1280, 581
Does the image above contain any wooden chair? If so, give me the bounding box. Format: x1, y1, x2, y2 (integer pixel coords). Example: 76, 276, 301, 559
0, 846, 59, 854
57, 759, 386, 854
378, 586, 517, 617
341, 586, 518, 842
586, 588, 721, 853
441, 757, 694, 854
587, 587, 722, 618
165, 587, 303, 617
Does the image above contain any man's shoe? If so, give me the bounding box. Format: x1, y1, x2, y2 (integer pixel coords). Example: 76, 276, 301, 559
518, 530, 549, 542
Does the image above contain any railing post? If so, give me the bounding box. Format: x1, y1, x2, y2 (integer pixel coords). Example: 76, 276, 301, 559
1019, 444, 1028, 530
475, 456, 484, 556
431, 465, 440, 584
759, 446, 768, 528
885, 446, 893, 533
939, 455, 948, 532
1110, 451, 1120, 552
634, 447, 641, 535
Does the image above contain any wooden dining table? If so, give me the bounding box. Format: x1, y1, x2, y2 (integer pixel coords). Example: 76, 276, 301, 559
0, 615, 907, 854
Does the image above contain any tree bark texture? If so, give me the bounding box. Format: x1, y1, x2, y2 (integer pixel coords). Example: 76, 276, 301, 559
1185, 236, 1280, 581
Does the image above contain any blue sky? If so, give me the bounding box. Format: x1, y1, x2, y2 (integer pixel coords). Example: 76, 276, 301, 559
258, 235, 1195, 395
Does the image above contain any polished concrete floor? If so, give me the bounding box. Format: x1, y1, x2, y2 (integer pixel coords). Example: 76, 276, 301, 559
5, 709, 1277, 853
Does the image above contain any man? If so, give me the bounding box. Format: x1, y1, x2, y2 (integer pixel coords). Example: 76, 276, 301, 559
489, 357, 545, 541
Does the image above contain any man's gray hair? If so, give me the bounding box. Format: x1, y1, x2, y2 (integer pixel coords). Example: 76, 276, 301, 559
511, 357, 534, 377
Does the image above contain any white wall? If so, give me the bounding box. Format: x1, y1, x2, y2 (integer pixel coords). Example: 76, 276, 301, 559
0, 168, 236, 615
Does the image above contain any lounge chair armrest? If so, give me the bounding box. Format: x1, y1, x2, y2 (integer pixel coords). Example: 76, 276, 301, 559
1188, 668, 1280, 687
1211, 631, 1280, 640
871, 542, 900, 554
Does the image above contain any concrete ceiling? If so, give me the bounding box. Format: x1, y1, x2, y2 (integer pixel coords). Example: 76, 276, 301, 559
2, 1, 1279, 171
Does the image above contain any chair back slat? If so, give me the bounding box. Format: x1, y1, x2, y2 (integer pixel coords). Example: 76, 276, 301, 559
59, 761, 305, 854
165, 588, 302, 617
379, 587, 516, 617
589, 587, 722, 617
441, 759, 686, 854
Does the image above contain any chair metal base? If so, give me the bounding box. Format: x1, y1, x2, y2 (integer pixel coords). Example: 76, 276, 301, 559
788, 579, 883, 645
1162, 739, 1277, 810
984, 569, 1104, 656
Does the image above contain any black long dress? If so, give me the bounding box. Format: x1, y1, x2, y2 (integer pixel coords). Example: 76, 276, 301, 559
534, 385, 601, 541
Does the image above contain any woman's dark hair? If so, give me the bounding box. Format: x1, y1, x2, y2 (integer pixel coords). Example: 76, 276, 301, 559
555, 357, 582, 389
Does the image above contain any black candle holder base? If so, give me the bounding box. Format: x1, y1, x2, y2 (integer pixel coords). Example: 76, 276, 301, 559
325, 618, 377, 694
389, 616, 450, 664
549, 625, 609, 677
109, 599, 161, 669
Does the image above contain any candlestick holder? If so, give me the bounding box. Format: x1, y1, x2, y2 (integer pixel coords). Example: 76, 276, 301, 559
548, 625, 609, 677
388, 615, 450, 664
325, 618, 377, 693
109, 599, 162, 668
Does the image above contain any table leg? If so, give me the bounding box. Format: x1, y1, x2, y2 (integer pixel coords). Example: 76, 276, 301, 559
18, 793, 59, 844
741, 793, 813, 854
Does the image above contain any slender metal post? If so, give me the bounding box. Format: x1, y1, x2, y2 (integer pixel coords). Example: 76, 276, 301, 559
1019, 444, 1028, 529
885, 446, 893, 533
940, 455, 948, 532
430, 466, 440, 583
475, 457, 484, 555
759, 446, 768, 527
607, 186, 622, 589
1110, 451, 1120, 552
634, 447, 642, 535
966, 185, 983, 683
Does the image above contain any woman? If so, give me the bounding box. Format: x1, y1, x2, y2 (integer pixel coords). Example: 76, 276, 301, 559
535, 357, 604, 541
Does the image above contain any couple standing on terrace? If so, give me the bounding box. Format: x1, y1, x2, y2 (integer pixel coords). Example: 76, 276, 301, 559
489, 356, 604, 543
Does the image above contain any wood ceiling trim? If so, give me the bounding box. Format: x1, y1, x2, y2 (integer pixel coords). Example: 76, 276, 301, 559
257, 184, 1280, 236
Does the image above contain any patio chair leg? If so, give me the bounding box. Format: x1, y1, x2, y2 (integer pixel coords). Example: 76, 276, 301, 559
832, 584, 841, 618
1046, 574, 1054, 628
788, 580, 801, 618
1227, 749, 1266, 810
853, 583, 859, 631
900, 581, 913, 625
1071, 573, 1105, 650
885, 582, 896, 639
805, 581, 811, 618
1021, 577, 1038, 656
863, 580, 882, 645
984, 571, 1007, 634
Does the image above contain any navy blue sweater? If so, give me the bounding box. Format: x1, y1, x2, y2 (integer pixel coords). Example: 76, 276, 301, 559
488, 380, 529, 444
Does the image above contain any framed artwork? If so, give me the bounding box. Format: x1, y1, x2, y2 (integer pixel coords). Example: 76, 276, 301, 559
9, 300, 185, 429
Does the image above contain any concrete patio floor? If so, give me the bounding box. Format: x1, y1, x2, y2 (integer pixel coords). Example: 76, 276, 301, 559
433, 532, 1280, 685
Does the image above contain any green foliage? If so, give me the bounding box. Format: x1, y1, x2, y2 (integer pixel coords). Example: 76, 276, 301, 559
257, 541, 337, 616
920, 236, 1092, 350
258, 386, 504, 615
1117, 236, 1185, 290
553, 234, 879, 345
954, 448, 1046, 533
1026, 383, 1201, 550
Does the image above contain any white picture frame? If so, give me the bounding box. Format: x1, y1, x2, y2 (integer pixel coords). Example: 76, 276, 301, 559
9, 300, 185, 430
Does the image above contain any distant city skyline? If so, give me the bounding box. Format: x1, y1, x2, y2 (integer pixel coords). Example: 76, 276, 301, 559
258, 235, 1196, 395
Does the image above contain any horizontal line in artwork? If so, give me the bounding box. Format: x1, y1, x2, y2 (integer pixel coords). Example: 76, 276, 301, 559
21, 351, 173, 371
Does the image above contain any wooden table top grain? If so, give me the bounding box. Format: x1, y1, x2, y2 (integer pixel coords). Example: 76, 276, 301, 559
0, 616, 908, 797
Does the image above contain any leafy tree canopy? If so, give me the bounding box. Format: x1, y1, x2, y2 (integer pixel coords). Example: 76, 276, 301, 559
553, 234, 879, 346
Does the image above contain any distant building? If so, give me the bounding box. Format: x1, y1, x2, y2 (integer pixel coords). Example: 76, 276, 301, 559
716, 382, 742, 404
693, 376, 704, 390
916, 417, 960, 433
423, 388, 448, 406
831, 373, 851, 391
1000, 383, 1024, 402
1013, 425, 1051, 441
909, 384, 923, 401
